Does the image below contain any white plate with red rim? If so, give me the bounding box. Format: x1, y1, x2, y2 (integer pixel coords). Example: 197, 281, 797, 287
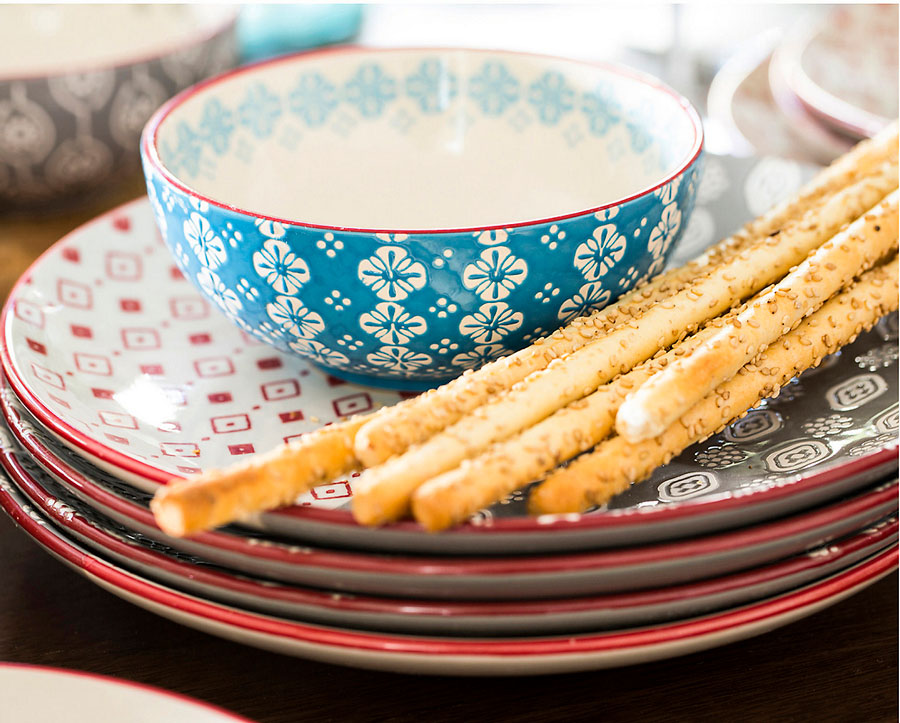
774, 5, 899, 139
1, 397, 897, 601
0, 663, 251, 723
0, 471, 895, 676
3, 423, 895, 635
2, 172, 898, 554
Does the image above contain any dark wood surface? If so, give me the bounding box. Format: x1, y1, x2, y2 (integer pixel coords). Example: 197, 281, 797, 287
0, 181, 897, 723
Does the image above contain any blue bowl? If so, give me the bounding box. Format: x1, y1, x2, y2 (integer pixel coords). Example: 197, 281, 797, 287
141, 48, 703, 389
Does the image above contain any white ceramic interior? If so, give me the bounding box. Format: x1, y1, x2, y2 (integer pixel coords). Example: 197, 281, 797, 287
0, 5, 236, 78
153, 48, 699, 229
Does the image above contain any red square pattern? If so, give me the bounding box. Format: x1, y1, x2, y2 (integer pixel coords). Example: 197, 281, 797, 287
92, 388, 114, 399
283, 433, 304, 443
57, 279, 92, 309
279, 410, 304, 423
261, 379, 299, 401
105, 252, 142, 281
210, 414, 250, 434
140, 364, 164, 375
256, 357, 282, 370
208, 392, 232, 404
161, 387, 187, 406
158, 422, 181, 433
31, 363, 65, 390
13, 300, 44, 328
26, 339, 46, 355
326, 375, 347, 387
47, 394, 70, 409
71, 324, 92, 339
189, 333, 211, 345
99, 411, 138, 429
311, 481, 352, 500
332, 393, 373, 417
160, 442, 200, 457
121, 328, 160, 350
194, 358, 234, 378
119, 299, 141, 312
170, 266, 185, 280
170, 297, 209, 320
74, 353, 112, 376
177, 465, 201, 475
61, 247, 80, 263
228, 443, 255, 455
105, 433, 129, 445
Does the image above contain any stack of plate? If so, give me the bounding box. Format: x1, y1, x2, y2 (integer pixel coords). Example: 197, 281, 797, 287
709, 5, 898, 164
0, 154, 896, 675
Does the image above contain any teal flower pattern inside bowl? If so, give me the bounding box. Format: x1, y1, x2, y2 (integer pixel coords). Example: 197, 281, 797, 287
142, 48, 703, 389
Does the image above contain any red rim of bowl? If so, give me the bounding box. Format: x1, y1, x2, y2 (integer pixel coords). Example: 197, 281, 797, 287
140, 45, 705, 235
1, 196, 897, 539
3, 433, 896, 618
0, 6, 238, 83
0, 472, 895, 656
1, 394, 896, 577
0, 663, 253, 722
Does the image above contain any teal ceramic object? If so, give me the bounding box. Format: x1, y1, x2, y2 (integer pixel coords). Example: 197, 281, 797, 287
237, 5, 364, 62
141, 48, 703, 389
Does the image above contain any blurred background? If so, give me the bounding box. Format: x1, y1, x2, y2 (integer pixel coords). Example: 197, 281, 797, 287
0, 3, 896, 291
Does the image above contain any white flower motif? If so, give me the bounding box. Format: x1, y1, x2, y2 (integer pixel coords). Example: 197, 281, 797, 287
648, 203, 683, 260
557, 282, 611, 323
593, 207, 619, 222
574, 223, 626, 280
653, 176, 681, 205
451, 344, 507, 369
184, 212, 227, 269
358, 246, 427, 301
266, 295, 325, 339
359, 302, 427, 344
189, 197, 209, 213
253, 239, 310, 294
289, 339, 350, 367
366, 345, 433, 372
462, 247, 528, 301
196, 268, 242, 317
254, 218, 287, 239
476, 229, 509, 246
458, 301, 523, 344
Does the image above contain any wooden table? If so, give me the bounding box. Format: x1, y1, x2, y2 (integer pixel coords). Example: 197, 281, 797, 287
0, 183, 897, 722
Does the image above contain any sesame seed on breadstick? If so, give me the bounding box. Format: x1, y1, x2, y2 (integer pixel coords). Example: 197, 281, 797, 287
529, 255, 899, 516
353, 127, 900, 468
616, 191, 900, 442
350, 165, 898, 526
151, 415, 369, 536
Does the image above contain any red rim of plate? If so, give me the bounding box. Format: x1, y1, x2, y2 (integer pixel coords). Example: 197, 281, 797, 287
0, 8, 238, 83
1, 196, 897, 539
776, 24, 892, 139
0, 472, 895, 656
140, 45, 704, 235
0, 663, 253, 722
3, 433, 896, 618
1, 390, 897, 577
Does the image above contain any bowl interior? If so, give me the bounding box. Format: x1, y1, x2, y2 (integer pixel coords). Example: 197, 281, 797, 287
153, 49, 700, 230
0, 5, 234, 78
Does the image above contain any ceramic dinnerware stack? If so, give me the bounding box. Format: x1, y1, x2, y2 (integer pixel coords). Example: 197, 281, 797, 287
0, 47, 896, 674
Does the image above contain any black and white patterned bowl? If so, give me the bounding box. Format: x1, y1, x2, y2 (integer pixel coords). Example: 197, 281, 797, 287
0, 5, 238, 208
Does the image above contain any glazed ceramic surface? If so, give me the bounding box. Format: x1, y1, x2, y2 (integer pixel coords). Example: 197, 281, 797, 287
0, 5, 237, 207
2, 406, 895, 600
777, 5, 898, 139
2, 421, 895, 633
142, 47, 703, 385
3, 152, 898, 554
0, 664, 250, 723
0, 470, 894, 675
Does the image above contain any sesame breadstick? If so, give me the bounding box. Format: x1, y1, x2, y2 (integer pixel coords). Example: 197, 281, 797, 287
350, 166, 898, 526
151, 415, 369, 536
353, 126, 899, 467
529, 255, 899, 515
616, 191, 899, 442
409, 305, 750, 531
